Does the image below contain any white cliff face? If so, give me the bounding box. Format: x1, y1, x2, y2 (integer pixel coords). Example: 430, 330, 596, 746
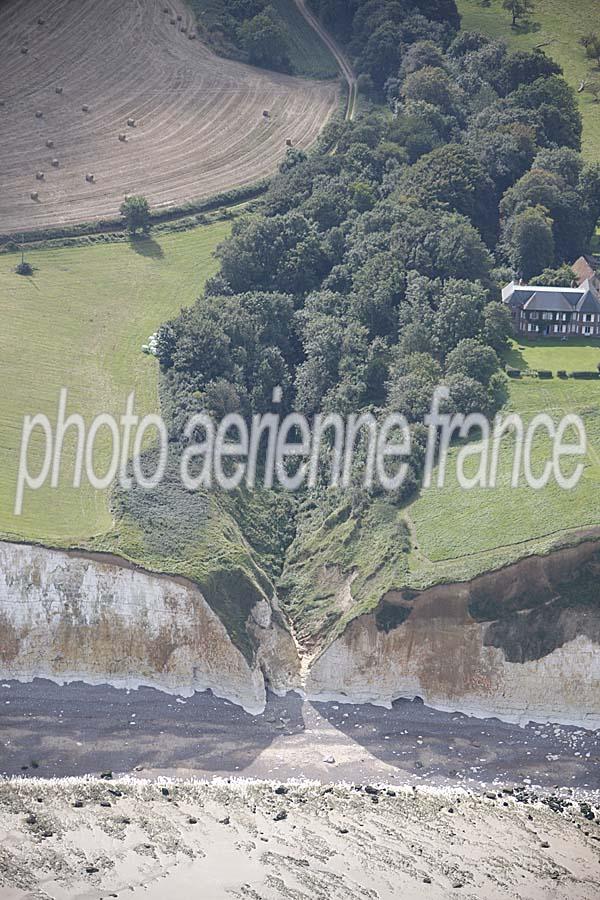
0, 541, 299, 714
1, 539, 599, 728
305, 543, 600, 729
305, 618, 600, 728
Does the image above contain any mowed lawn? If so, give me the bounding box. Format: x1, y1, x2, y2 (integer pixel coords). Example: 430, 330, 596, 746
409, 339, 600, 563
457, 0, 600, 161
0, 223, 229, 543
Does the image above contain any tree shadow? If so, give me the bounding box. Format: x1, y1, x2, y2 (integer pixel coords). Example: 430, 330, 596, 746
512, 20, 541, 35
503, 344, 528, 368
128, 234, 164, 259
311, 696, 600, 789
0, 680, 305, 778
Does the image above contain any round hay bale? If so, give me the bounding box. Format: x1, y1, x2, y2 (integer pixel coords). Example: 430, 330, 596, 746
170, 17, 176, 24
263, 109, 270, 118
35, 110, 43, 118
36, 171, 44, 180
286, 138, 293, 147
85, 173, 95, 183
30, 191, 39, 201
127, 117, 135, 127
0, 100, 5, 107
181, 25, 187, 33
177, 14, 182, 21
82, 104, 90, 112
21, 46, 29, 54
55, 86, 63, 94
51, 158, 59, 167
46, 138, 54, 148
163, 6, 169, 12
188, 32, 196, 39
118, 132, 127, 142
37, 16, 45, 25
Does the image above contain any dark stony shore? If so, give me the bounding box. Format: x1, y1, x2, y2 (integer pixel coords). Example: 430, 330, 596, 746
0, 679, 598, 793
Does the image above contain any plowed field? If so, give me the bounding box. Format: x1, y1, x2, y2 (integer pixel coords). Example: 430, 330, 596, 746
0, 0, 338, 233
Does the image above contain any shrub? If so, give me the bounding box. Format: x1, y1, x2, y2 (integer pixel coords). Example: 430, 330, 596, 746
15, 260, 33, 276
120, 195, 151, 234
537, 370, 552, 379
557, 369, 567, 378
571, 370, 600, 379
505, 366, 521, 378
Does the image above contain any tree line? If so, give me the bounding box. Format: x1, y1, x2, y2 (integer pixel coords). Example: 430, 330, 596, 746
151, 2, 600, 521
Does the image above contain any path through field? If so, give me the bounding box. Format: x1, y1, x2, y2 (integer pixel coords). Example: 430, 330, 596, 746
0, 0, 339, 233
293, 0, 357, 121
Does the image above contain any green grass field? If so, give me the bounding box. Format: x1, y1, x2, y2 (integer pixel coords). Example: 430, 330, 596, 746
457, 0, 600, 161
270, 0, 338, 78
0, 223, 229, 543
407, 339, 600, 579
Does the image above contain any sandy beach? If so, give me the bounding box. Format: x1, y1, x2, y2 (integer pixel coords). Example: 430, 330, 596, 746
0, 777, 599, 899
1, 680, 599, 898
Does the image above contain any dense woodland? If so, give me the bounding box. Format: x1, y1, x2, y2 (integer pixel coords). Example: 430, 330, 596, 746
193, 0, 294, 70
154, 0, 600, 512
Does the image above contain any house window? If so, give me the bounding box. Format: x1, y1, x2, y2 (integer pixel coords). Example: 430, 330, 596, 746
542, 312, 553, 320
530, 312, 539, 320
584, 326, 592, 335
562, 325, 567, 333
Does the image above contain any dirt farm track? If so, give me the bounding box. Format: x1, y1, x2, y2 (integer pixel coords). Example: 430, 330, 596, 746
0, 0, 339, 233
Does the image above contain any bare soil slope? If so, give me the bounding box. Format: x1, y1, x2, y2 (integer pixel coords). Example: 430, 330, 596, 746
0, 0, 338, 233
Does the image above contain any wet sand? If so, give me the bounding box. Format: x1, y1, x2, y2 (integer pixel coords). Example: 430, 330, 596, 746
0, 679, 598, 791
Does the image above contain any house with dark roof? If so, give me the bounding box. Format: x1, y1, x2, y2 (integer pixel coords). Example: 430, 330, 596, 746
502, 257, 600, 338
572, 254, 600, 291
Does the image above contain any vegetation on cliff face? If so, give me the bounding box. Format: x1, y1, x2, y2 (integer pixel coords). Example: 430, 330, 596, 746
279, 498, 411, 649
151, 0, 600, 648
89, 449, 296, 662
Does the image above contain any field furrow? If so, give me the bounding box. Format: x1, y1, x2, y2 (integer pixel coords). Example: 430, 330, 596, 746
0, 0, 339, 233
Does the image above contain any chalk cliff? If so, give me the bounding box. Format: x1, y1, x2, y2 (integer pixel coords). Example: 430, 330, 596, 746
306, 540, 600, 727
1, 538, 599, 726
0, 540, 299, 714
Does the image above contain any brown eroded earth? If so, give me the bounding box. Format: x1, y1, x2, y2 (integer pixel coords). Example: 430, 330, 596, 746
0, 0, 339, 233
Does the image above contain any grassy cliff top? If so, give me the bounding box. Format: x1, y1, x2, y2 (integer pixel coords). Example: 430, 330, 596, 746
0, 223, 229, 544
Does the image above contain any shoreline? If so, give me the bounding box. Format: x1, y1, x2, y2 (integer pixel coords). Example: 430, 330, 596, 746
1, 776, 599, 899
1, 679, 598, 794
